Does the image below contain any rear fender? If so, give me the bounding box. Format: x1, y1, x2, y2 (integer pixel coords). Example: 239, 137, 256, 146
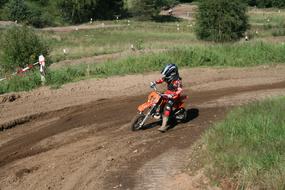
175, 95, 188, 109
175, 102, 185, 109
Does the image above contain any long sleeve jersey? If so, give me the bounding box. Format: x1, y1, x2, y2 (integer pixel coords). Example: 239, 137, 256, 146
155, 78, 183, 99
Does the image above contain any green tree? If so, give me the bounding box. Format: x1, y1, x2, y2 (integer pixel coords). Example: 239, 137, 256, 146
3, 0, 29, 21
272, 0, 285, 8
256, 0, 272, 7
57, 0, 97, 23
196, 0, 249, 42
0, 26, 50, 73
246, 0, 285, 8
57, 0, 124, 23
128, 0, 176, 20
130, 0, 156, 20
92, 0, 124, 20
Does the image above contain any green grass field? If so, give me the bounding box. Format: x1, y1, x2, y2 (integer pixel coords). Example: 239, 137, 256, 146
194, 97, 285, 189
41, 8, 285, 64
0, 7, 285, 94
248, 8, 285, 38
1, 42, 285, 94
43, 20, 196, 62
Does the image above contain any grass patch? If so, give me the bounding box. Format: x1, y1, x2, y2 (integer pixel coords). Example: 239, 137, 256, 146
0, 72, 41, 94
197, 97, 285, 189
0, 42, 285, 94
44, 22, 195, 62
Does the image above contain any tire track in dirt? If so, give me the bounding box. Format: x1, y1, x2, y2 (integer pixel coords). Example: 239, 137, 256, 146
103, 80, 285, 190
0, 80, 284, 178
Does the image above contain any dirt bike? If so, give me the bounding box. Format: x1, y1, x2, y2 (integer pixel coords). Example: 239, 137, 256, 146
131, 84, 188, 131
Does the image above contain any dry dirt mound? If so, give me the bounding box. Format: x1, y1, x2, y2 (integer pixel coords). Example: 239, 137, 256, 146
161, 4, 197, 21
0, 65, 285, 190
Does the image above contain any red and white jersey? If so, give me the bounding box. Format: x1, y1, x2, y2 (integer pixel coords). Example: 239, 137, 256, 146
155, 78, 183, 99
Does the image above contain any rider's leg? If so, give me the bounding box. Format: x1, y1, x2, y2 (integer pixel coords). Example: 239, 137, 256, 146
158, 100, 174, 132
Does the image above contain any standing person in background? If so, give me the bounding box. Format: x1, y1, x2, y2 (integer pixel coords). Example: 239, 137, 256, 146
39, 55, 46, 85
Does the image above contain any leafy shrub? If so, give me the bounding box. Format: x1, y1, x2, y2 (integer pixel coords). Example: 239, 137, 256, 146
2, 0, 29, 22
0, 26, 50, 73
57, 0, 124, 24
196, 0, 249, 42
0, 72, 41, 94
246, 0, 285, 8
128, 0, 177, 20
26, 1, 52, 28
272, 29, 285, 36
272, 0, 285, 8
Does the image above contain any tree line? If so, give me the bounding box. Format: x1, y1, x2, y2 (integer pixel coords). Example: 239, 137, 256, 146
246, 0, 285, 8
0, 0, 181, 27
1, 0, 284, 28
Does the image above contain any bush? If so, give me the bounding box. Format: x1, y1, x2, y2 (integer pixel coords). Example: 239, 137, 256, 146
2, 0, 29, 22
196, 0, 249, 42
272, 0, 285, 8
129, 0, 157, 20
128, 0, 177, 20
246, 0, 285, 8
57, 0, 124, 24
272, 29, 285, 36
0, 72, 41, 94
26, 7, 52, 28
0, 26, 50, 73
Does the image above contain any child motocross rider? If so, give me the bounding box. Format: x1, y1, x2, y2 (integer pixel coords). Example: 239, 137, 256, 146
150, 64, 183, 132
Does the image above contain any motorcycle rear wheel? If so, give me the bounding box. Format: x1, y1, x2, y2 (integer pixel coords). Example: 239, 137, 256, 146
176, 108, 188, 123
131, 114, 145, 131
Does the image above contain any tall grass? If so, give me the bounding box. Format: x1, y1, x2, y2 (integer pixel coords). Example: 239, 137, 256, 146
200, 97, 285, 189
0, 42, 285, 94
0, 72, 41, 94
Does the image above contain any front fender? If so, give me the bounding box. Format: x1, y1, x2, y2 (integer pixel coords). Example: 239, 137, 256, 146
138, 102, 153, 112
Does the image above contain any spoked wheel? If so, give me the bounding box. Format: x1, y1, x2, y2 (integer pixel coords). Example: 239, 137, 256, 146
131, 114, 146, 131
175, 108, 188, 123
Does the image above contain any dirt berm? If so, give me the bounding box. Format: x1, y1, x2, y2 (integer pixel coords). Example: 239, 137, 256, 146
0, 65, 285, 190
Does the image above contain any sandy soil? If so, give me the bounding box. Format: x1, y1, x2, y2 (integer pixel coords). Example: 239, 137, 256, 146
41, 24, 123, 33
0, 65, 285, 190
161, 4, 197, 21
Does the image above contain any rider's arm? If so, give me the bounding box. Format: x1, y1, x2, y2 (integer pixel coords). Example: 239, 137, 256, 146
172, 81, 183, 99
155, 78, 164, 84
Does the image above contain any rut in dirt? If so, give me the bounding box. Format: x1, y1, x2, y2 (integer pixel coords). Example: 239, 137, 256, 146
0, 80, 285, 170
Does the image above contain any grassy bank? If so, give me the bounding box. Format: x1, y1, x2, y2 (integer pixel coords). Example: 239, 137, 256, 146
0, 42, 285, 94
194, 97, 285, 189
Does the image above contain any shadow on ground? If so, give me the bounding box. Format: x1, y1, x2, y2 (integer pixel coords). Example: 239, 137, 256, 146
141, 108, 200, 131
152, 15, 182, 23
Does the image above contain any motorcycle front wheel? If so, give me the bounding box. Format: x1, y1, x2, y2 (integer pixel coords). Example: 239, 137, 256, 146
131, 114, 145, 131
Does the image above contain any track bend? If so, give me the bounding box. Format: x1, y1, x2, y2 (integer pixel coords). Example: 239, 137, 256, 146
0, 73, 285, 190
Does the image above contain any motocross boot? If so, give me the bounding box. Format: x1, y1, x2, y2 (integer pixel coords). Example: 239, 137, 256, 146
158, 116, 169, 132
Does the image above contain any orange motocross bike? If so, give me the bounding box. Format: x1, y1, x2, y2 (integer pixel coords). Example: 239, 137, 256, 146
131, 84, 188, 131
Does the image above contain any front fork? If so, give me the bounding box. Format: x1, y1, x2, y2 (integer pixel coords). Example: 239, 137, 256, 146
138, 105, 156, 128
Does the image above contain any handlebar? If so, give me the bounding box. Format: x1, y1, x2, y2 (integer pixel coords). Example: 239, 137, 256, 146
151, 85, 164, 97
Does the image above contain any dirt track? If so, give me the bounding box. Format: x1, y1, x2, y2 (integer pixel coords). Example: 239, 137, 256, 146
0, 65, 285, 190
